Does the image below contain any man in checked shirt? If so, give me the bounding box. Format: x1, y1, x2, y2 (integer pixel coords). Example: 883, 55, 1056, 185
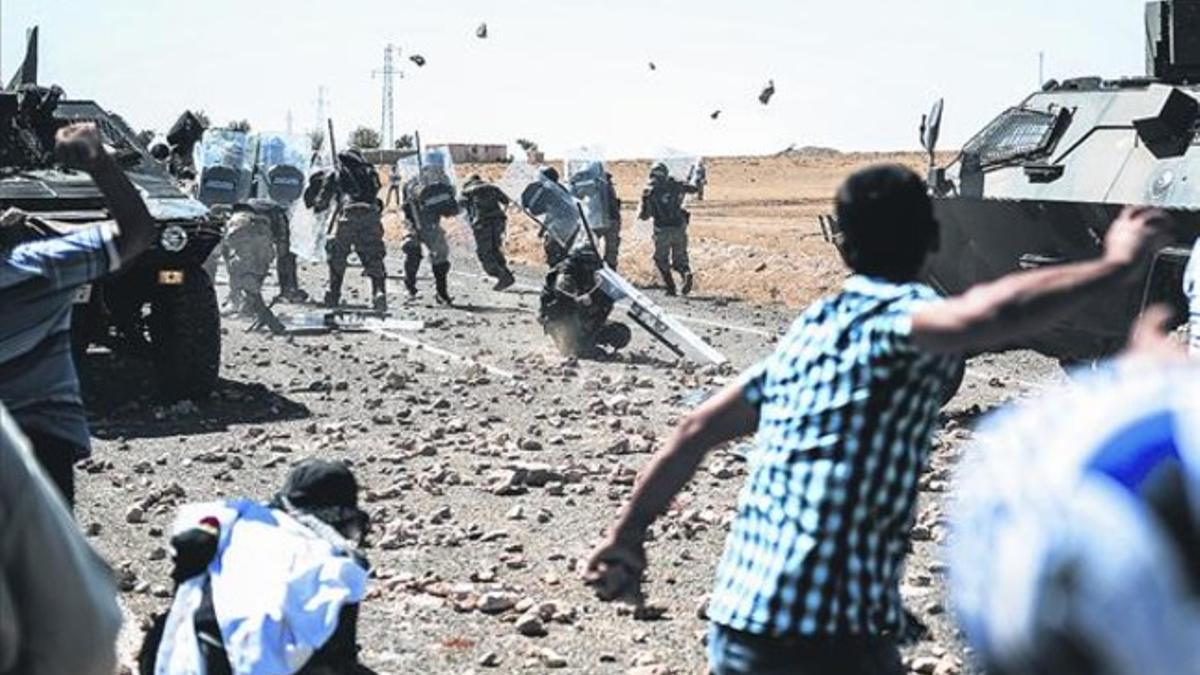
0, 123, 157, 508
582, 165, 1171, 675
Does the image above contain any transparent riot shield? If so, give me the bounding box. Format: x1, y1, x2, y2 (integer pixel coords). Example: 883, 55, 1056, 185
397, 145, 461, 225
633, 147, 702, 235
653, 147, 701, 185
194, 128, 253, 206
256, 132, 311, 206
289, 165, 335, 263
496, 160, 581, 249
563, 146, 616, 234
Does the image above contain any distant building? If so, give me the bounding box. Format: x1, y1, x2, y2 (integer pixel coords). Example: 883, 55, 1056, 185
432, 143, 509, 164
362, 148, 416, 166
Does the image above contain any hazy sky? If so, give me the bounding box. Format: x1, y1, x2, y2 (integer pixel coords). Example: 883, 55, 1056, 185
5, 1, 1149, 158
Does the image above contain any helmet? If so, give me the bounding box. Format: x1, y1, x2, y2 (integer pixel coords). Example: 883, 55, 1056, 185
540, 166, 560, 183
649, 162, 669, 178
950, 362, 1200, 675
149, 141, 170, 161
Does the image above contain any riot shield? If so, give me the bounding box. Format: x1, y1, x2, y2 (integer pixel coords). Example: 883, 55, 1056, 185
194, 128, 253, 206
496, 160, 582, 248
289, 166, 335, 263
563, 146, 616, 234
653, 147, 701, 185
256, 132, 311, 206
397, 145, 461, 223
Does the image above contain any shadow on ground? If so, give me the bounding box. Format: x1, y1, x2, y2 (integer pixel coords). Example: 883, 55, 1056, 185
81, 353, 310, 440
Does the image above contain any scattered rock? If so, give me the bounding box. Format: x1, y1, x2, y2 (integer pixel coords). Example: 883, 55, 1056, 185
515, 611, 547, 637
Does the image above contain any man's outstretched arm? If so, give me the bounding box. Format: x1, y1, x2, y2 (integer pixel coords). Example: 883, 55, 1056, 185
581, 382, 759, 600
56, 123, 157, 263
911, 206, 1171, 355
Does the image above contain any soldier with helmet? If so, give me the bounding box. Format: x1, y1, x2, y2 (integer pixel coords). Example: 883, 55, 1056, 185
524, 166, 578, 269
401, 157, 459, 304
639, 162, 699, 296
323, 148, 388, 311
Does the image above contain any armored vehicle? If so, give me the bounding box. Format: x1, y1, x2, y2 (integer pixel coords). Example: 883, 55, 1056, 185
1, 29, 222, 399
835, 1, 1200, 365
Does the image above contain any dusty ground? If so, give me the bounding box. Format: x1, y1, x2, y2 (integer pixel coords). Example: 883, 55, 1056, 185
78, 151, 1053, 675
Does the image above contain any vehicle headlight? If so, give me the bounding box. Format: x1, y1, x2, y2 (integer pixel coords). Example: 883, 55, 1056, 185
160, 225, 188, 253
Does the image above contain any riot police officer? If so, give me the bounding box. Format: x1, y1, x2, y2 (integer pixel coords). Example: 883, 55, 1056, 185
245, 197, 306, 303
401, 162, 458, 304
221, 202, 284, 332
524, 166, 578, 269
639, 162, 699, 296
539, 243, 631, 358
323, 149, 388, 311
459, 174, 515, 290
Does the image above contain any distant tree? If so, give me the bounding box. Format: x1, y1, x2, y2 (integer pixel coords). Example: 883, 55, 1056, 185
350, 126, 381, 150
308, 128, 326, 154
395, 134, 414, 150
516, 138, 539, 154
193, 110, 212, 129
227, 119, 252, 133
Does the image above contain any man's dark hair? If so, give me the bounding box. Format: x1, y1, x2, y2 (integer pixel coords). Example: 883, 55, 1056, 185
834, 164, 939, 282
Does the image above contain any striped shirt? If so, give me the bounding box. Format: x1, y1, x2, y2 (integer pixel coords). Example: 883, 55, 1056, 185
0, 220, 120, 454
708, 275, 958, 637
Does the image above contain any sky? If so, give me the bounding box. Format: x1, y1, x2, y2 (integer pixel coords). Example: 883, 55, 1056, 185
4, 0, 1150, 159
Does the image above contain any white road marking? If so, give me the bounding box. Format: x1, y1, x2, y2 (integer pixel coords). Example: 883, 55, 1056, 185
369, 327, 517, 379
449, 270, 776, 339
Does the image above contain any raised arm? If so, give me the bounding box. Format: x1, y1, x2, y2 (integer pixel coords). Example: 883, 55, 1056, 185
55, 124, 157, 263
582, 381, 759, 600
911, 206, 1171, 354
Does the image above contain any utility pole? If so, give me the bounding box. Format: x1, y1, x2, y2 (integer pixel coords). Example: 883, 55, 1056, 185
315, 85, 329, 132
286, 109, 294, 136
1038, 51, 1045, 87
372, 44, 402, 149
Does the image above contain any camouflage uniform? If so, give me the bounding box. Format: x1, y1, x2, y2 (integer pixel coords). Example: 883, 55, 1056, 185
402, 178, 457, 303
246, 198, 306, 302
460, 177, 514, 289
223, 208, 275, 316
639, 171, 699, 296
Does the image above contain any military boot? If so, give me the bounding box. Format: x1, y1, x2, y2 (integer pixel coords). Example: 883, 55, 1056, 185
680, 272, 694, 297
493, 270, 516, 291
658, 266, 677, 296
276, 254, 308, 303
433, 261, 454, 305
323, 269, 344, 308
403, 256, 421, 299
371, 276, 388, 312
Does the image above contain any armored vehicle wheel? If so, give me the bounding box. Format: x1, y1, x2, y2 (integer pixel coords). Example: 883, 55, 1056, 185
148, 268, 220, 400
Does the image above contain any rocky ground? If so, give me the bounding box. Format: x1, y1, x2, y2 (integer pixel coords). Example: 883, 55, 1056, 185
77, 233, 1061, 674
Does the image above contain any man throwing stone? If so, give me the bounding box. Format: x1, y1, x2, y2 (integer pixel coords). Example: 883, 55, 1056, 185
584, 165, 1170, 675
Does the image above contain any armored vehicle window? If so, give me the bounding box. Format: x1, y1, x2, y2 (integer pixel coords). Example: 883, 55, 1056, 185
963, 108, 1060, 166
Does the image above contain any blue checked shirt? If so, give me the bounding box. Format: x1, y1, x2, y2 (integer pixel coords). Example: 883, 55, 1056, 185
0, 219, 120, 454
707, 275, 959, 637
